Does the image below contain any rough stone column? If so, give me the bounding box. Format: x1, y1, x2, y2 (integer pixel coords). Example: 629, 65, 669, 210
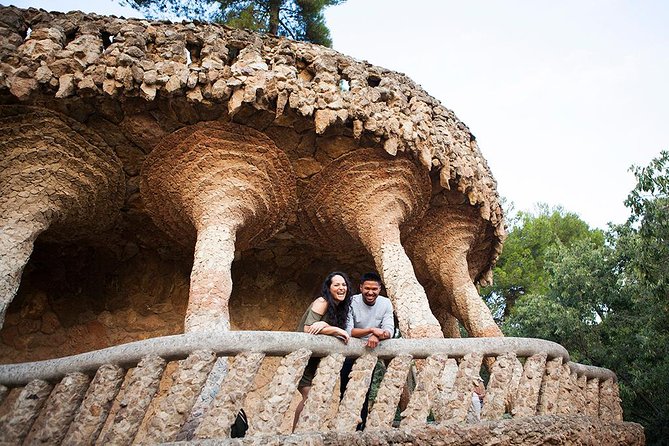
0, 379, 53, 444
63, 364, 125, 445
295, 353, 345, 433
401, 354, 448, 426
585, 378, 601, 418
300, 149, 441, 339
366, 354, 412, 429
511, 353, 547, 418
481, 352, 517, 420
432, 358, 459, 423
194, 352, 265, 439
439, 352, 484, 423
557, 364, 577, 414
538, 357, 563, 415
0, 106, 124, 328
140, 350, 217, 444
407, 203, 502, 338
599, 378, 624, 422
140, 121, 296, 333
23, 372, 91, 445
248, 348, 311, 436
332, 354, 378, 432
96, 354, 166, 445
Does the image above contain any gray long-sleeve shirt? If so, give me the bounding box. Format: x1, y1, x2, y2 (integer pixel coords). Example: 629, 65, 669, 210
345, 294, 394, 340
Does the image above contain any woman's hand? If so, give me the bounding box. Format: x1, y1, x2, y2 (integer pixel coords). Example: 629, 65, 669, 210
307, 321, 329, 334
335, 328, 349, 344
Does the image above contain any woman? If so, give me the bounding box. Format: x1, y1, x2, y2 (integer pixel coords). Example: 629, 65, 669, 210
293, 271, 352, 430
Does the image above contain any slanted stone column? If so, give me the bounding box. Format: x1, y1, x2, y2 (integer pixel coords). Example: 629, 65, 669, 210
300, 149, 441, 339
407, 202, 503, 338
0, 106, 124, 328
140, 121, 296, 333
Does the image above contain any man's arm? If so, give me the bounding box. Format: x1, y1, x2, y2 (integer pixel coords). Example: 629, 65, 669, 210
350, 327, 390, 339
379, 298, 395, 339
345, 306, 354, 335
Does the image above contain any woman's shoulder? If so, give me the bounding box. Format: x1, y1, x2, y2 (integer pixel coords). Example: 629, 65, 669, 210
311, 297, 328, 314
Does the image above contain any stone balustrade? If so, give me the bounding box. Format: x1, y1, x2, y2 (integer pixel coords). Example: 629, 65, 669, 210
0, 331, 625, 444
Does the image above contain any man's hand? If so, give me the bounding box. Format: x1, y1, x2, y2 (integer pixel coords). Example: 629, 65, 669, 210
370, 328, 388, 340
366, 334, 380, 348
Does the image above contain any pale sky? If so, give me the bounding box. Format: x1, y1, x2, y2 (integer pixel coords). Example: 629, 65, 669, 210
6, 0, 669, 229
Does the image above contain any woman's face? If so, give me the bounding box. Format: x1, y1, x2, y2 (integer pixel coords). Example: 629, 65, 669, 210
329, 275, 348, 302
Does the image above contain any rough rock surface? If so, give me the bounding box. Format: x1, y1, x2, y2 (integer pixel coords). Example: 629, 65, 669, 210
0, 105, 124, 328
62, 363, 124, 444
170, 416, 644, 445
140, 121, 296, 333
0, 379, 53, 444
22, 371, 91, 445
96, 354, 166, 444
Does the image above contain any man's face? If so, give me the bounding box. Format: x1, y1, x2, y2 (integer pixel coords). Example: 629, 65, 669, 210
360, 280, 381, 305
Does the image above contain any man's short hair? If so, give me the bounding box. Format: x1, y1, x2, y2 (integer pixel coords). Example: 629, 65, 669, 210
360, 272, 382, 286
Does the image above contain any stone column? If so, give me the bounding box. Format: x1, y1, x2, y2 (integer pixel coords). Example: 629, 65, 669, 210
300, 149, 442, 339
407, 202, 503, 338
0, 106, 124, 328
140, 121, 296, 333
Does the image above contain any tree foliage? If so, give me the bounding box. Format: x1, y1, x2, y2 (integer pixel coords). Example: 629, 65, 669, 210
497, 151, 669, 444
121, 0, 344, 47
482, 205, 604, 322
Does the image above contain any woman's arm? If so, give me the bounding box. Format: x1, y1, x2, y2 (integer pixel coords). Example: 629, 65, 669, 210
304, 298, 349, 343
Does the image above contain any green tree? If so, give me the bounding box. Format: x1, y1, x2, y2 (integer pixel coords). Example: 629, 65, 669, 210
121, 0, 345, 47
503, 151, 669, 444
482, 205, 604, 322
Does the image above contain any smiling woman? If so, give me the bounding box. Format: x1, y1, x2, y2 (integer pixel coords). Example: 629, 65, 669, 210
293, 271, 352, 429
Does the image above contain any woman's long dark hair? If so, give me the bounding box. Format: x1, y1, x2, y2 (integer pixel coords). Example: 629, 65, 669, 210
320, 271, 352, 329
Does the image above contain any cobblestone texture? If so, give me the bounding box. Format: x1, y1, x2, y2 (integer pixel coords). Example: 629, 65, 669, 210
195, 352, 265, 439
96, 354, 166, 445
331, 354, 377, 432
538, 357, 563, 415
295, 353, 345, 433
248, 348, 310, 436
481, 351, 516, 419
431, 357, 459, 423
366, 354, 412, 429
141, 350, 217, 443
511, 352, 546, 418
0, 379, 52, 444
441, 352, 483, 424
585, 377, 600, 418
23, 371, 91, 445
401, 353, 447, 426
63, 364, 125, 445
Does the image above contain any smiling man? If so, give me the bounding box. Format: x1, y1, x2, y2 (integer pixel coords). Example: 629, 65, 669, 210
340, 272, 395, 429
346, 272, 394, 347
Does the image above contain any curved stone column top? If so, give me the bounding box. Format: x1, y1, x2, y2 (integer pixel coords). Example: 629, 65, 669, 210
140, 120, 296, 249
0, 5, 505, 268
299, 148, 430, 253
0, 105, 124, 237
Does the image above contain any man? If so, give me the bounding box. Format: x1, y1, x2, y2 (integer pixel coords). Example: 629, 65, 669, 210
340, 272, 394, 428
346, 272, 394, 347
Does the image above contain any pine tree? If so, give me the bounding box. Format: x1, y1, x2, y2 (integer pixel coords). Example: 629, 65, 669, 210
122, 0, 345, 47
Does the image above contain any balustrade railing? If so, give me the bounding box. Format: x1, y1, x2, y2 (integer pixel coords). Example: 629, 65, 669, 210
0, 331, 623, 444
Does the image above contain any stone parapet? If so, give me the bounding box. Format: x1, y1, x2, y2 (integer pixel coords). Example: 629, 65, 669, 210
0, 331, 631, 444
